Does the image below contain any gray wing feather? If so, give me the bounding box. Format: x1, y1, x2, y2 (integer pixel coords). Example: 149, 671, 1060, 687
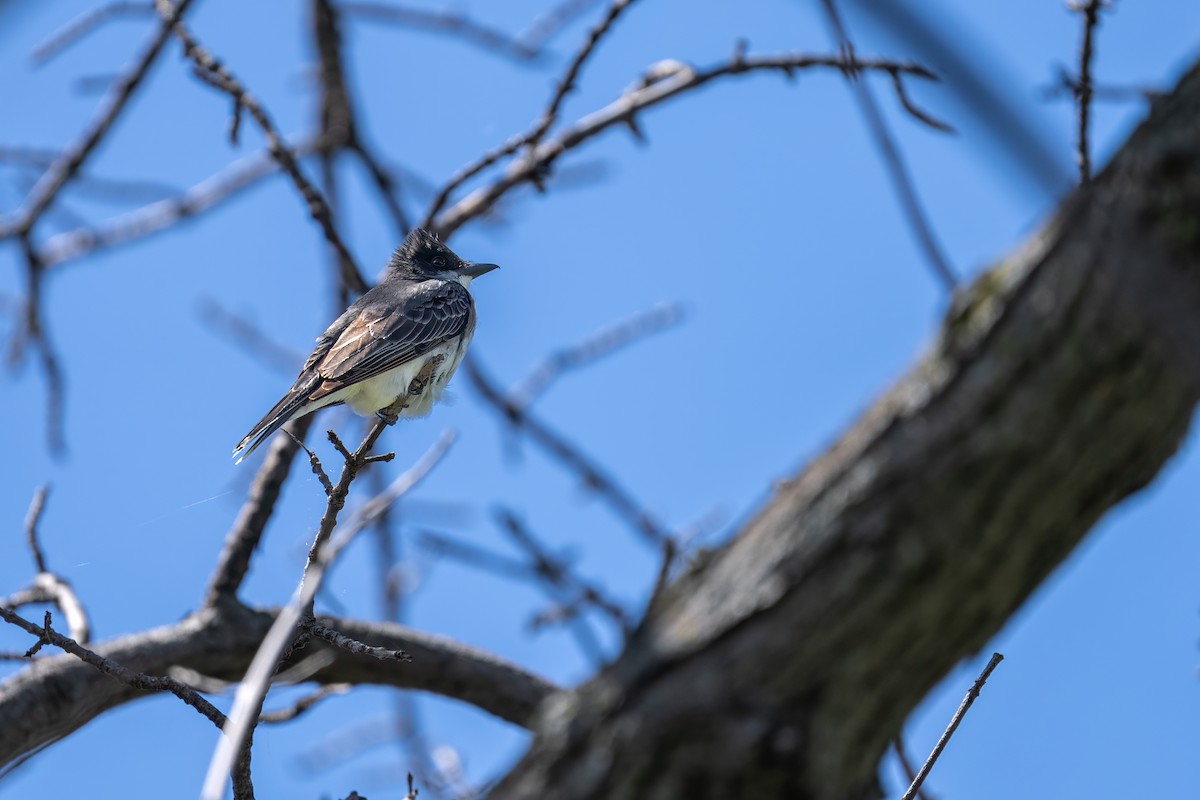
310, 281, 471, 399
233, 279, 470, 459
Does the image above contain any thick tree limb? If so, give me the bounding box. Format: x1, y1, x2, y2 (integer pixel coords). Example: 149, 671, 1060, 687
488, 58, 1200, 799
0, 601, 561, 769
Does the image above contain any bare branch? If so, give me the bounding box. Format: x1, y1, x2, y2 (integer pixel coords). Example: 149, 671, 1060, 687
39, 137, 323, 269
340, 3, 545, 63
506, 302, 683, 410
23, 486, 50, 574
488, 62, 1200, 796
902, 653, 1004, 800
153, 0, 368, 295
0, 608, 227, 731
0, 0, 194, 242
350, 142, 412, 238
893, 735, 934, 800
423, 0, 642, 225
466, 356, 671, 548
306, 619, 412, 662
818, 0, 957, 291
418, 526, 616, 663
12, 236, 66, 454
31, 2, 155, 64
29, 574, 91, 645
516, 0, 605, 53
205, 416, 314, 606
1069, 0, 1112, 183
525, 0, 641, 154
1044, 70, 1159, 104
0, 145, 178, 203
0, 601, 559, 769
431, 52, 938, 237
495, 508, 632, 633
202, 430, 456, 800
196, 297, 303, 375
260, 683, 351, 724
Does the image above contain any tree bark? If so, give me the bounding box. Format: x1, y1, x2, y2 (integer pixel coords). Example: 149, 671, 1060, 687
0, 600, 559, 768
3, 53, 1198, 800
489, 60, 1200, 799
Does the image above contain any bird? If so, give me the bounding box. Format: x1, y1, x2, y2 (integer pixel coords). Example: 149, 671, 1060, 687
233, 228, 499, 463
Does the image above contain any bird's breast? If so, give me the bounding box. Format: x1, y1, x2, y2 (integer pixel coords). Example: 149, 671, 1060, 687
341, 333, 471, 418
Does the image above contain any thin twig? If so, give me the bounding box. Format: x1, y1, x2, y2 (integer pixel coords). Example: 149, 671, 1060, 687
196, 297, 304, 375
516, 0, 604, 53
495, 508, 632, 632
153, 0, 368, 295
419, 531, 609, 661
1043, 70, 1157, 104
306, 619, 412, 662
340, 2, 545, 63
893, 734, 934, 800
205, 416, 315, 605
422, 0, 642, 225
23, 486, 50, 574
0, 145, 178, 202
0, 0, 194, 242
39, 136, 324, 269
365, 467, 448, 795
259, 683, 352, 724
15, 235, 66, 454
350, 142, 412, 238
1070, 0, 1111, 183
507, 302, 683, 410
200, 431, 456, 800
526, 0, 641, 153
4, 491, 93, 642
467, 356, 671, 548
432, 52, 938, 237
0, 608, 227, 731
31, 2, 155, 64
818, 0, 957, 292
290, 432, 334, 496
902, 652, 1004, 800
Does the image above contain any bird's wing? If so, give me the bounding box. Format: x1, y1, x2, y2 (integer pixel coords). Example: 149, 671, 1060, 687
309, 280, 471, 400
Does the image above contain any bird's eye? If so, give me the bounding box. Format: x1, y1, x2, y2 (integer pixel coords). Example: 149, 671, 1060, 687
431, 256, 447, 268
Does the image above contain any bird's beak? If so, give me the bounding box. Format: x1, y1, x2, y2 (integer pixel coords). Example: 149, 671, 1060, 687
458, 262, 500, 279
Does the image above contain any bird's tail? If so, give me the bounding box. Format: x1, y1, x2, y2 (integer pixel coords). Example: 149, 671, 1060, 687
232, 390, 310, 463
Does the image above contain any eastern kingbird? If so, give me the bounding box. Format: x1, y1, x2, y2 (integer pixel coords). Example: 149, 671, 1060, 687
233, 229, 499, 462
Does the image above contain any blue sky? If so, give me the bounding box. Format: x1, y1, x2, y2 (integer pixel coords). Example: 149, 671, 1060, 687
1, 1, 1198, 798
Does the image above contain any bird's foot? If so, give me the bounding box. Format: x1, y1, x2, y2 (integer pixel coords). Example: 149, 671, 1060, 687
408, 355, 445, 396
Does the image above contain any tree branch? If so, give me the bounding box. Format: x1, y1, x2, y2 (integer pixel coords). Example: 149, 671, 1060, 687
153, 0, 368, 295
902, 653, 1003, 800
1070, 0, 1112, 183
38, 136, 323, 269
0, 601, 560, 770
0, 0, 194, 241
486, 57, 1200, 799
431, 53, 938, 237
205, 416, 314, 605
202, 428, 455, 800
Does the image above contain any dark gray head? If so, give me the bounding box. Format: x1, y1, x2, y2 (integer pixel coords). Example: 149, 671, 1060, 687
388, 229, 499, 283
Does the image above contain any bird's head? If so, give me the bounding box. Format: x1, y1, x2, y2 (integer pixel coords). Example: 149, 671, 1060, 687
388, 228, 499, 285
